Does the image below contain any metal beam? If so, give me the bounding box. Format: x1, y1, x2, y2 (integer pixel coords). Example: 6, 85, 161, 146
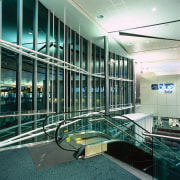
119, 32, 180, 42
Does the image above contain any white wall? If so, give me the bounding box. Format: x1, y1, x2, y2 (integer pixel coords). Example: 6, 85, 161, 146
137, 74, 180, 118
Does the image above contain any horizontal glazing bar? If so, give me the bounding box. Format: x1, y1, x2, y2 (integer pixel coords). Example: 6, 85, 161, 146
0, 112, 55, 118
109, 76, 133, 82
0, 40, 88, 74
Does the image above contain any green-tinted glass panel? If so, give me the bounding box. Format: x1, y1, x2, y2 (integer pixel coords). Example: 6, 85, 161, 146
76, 73, 80, 110
49, 66, 57, 112
38, 2, 48, 54
0, 48, 17, 114
2, 0, 17, 43
21, 57, 33, 111
59, 70, 64, 112
23, 0, 34, 49
82, 75, 87, 109
37, 61, 46, 111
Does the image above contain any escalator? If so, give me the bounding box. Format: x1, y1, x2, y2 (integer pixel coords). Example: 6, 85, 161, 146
43, 112, 180, 180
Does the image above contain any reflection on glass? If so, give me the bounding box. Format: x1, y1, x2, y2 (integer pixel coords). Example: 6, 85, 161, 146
76, 73, 80, 110
91, 77, 95, 109
50, 15, 58, 58
120, 57, 124, 78
76, 35, 80, 67
38, 3, 48, 54
49, 66, 57, 112
60, 21, 64, 60
37, 61, 46, 111
124, 58, 128, 79
96, 47, 100, 74
23, 0, 34, 49
101, 49, 105, 75
22, 57, 33, 111
59, 70, 64, 112
96, 77, 100, 108
82, 39, 87, 70
2, 0, 17, 43
82, 75, 87, 109
0, 49, 17, 114
71, 72, 74, 111
101, 79, 105, 107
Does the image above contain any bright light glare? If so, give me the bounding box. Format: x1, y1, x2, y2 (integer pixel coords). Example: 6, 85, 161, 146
152, 7, 156, 12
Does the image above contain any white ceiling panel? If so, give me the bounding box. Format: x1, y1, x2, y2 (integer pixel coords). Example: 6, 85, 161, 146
40, 0, 180, 74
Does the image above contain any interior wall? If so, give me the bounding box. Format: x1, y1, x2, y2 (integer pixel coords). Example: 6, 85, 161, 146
136, 73, 180, 118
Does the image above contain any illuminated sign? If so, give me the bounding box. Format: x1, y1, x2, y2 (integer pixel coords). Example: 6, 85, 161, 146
151, 83, 174, 93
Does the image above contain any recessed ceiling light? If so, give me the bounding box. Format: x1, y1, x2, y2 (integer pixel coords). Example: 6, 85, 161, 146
152, 7, 156, 12
97, 14, 104, 19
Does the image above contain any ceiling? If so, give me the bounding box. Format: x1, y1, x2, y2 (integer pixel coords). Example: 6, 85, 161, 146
40, 0, 180, 75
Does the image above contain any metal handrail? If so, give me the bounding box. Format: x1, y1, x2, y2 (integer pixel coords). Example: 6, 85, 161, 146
43, 109, 97, 138
55, 114, 152, 152
55, 113, 104, 151
0, 111, 55, 118
90, 117, 152, 152
143, 132, 180, 141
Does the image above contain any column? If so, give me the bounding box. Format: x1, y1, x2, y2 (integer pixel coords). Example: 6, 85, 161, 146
104, 36, 109, 115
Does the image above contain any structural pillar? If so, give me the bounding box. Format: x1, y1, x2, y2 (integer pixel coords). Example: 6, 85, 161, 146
17, 0, 23, 136
104, 36, 109, 115
32, 0, 38, 142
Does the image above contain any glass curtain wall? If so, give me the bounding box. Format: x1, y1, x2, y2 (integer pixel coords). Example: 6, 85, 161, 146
109, 52, 134, 115
0, 0, 134, 142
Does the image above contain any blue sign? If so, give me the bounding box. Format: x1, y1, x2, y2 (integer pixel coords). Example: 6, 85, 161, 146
151, 83, 174, 91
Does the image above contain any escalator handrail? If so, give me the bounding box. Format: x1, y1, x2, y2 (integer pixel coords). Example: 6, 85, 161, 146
43, 109, 95, 138
55, 113, 105, 152
55, 115, 152, 153
97, 117, 152, 152
109, 117, 146, 141
110, 114, 151, 134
